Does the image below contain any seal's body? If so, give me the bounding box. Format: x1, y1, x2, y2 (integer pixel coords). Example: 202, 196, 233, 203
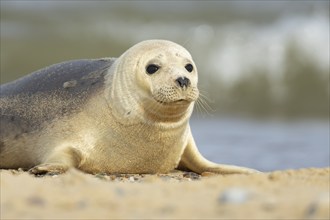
0, 40, 257, 175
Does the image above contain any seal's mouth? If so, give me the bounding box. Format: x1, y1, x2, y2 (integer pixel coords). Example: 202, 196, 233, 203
155, 99, 191, 105
174, 99, 190, 104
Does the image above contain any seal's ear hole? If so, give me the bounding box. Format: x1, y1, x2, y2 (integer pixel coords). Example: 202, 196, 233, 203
146, 64, 159, 75
185, 64, 194, 73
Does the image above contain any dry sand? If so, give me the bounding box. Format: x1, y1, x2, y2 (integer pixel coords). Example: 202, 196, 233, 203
1, 168, 329, 219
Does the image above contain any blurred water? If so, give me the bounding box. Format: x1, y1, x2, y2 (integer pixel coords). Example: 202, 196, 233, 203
190, 118, 329, 172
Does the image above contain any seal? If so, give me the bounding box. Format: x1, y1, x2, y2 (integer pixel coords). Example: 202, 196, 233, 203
0, 40, 258, 175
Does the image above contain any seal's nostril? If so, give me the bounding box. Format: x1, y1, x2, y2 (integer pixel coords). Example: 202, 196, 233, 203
176, 77, 190, 88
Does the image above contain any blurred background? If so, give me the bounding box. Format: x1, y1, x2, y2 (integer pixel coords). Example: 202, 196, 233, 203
1, 1, 329, 171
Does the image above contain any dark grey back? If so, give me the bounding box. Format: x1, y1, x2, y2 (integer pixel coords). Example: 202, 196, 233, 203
0, 58, 115, 97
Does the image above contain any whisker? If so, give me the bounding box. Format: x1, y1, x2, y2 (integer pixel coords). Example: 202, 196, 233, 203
194, 90, 215, 117
194, 99, 204, 119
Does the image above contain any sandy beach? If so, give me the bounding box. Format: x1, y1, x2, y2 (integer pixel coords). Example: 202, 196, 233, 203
0, 168, 329, 219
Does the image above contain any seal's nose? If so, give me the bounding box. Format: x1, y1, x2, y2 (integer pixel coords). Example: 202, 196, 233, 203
176, 77, 190, 88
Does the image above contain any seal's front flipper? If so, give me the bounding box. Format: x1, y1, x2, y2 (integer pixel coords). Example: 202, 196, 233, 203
179, 133, 260, 175
29, 146, 82, 176
29, 163, 70, 176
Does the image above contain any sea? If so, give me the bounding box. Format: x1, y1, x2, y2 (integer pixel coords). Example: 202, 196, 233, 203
190, 117, 329, 172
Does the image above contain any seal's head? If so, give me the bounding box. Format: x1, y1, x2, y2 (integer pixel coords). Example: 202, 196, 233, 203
106, 40, 199, 124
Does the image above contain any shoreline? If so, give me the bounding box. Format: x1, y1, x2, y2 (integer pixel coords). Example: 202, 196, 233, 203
1, 168, 329, 219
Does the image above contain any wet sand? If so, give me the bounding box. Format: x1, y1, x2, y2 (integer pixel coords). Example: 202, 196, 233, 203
1, 168, 329, 219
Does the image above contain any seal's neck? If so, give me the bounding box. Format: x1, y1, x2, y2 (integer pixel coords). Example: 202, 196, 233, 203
143, 101, 194, 125
104, 58, 146, 125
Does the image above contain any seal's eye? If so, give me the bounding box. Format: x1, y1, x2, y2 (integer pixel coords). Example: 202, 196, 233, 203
146, 64, 159, 74
185, 64, 193, 72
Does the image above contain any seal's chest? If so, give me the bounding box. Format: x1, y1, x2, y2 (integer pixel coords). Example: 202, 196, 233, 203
123, 140, 185, 173
82, 128, 187, 173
